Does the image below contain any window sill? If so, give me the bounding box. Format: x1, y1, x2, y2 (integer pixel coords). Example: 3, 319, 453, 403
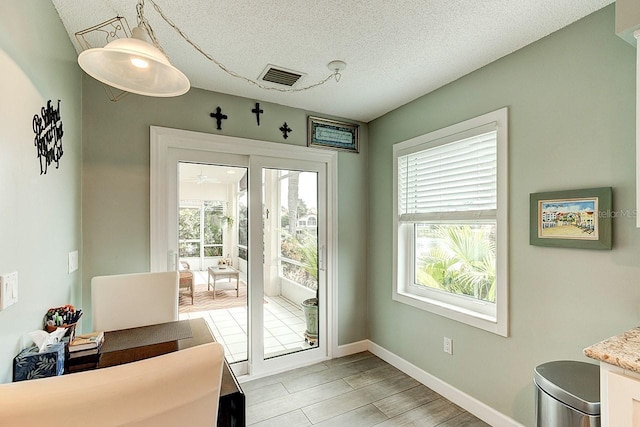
392, 288, 508, 337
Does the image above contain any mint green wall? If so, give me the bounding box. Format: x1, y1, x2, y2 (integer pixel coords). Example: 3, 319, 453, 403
1, 4, 627, 423
0, 1, 82, 383
368, 6, 635, 425
81, 76, 369, 344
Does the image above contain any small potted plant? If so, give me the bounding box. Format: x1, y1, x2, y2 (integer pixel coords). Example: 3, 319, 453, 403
299, 241, 318, 345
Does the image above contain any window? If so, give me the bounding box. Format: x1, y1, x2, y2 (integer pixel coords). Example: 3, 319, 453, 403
237, 191, 248, 261
178, 200, 225, 259
179, 207, 201, 258
393, 108, 508, 336
203, 201, 224, 257
237, 171, 248, 261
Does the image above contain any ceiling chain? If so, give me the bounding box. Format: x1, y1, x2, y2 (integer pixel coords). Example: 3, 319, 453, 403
136, 0, 342, 93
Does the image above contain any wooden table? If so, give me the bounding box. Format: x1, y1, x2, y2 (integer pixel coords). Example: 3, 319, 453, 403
208, 266, 240, 299
68, 319, 245, 427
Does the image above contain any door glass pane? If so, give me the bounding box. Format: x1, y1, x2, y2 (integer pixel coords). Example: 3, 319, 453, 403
263, 168, 319, 359
177, 162, 249, 364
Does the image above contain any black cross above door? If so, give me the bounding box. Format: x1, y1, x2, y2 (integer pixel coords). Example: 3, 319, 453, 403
210, 106, 228, 130
279, 122, 292, 139
252, 103, 263, 126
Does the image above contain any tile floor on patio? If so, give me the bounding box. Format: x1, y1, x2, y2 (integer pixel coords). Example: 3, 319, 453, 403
179, 271, 309, 362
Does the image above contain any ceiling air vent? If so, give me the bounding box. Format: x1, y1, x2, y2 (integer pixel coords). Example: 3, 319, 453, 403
259, 65, 305, 87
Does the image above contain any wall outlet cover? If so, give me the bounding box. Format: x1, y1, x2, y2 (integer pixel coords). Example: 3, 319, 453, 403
0, 272, 18, 310
443, 336, 453, 355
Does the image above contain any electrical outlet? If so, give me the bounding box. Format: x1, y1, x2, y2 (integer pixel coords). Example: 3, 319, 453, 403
0, 272, 18, 310
443, 336, 453, 355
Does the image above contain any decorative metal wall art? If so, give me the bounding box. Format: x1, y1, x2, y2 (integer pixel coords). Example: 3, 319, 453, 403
33, 100, 64, 175
210, 106, 228, 130
252, 102, 263, 126
279, 122, 292, 139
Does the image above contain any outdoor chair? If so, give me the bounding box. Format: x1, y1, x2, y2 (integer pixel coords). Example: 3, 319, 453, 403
179, 260, 195, 304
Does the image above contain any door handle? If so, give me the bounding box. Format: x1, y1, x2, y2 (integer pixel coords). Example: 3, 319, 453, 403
168, 250, 178, 271
318, 245, 325, 271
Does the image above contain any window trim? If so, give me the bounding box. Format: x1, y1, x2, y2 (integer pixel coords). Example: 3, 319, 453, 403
392, 108, 509, 337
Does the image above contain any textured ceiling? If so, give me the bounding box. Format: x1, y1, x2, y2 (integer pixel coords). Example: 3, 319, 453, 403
51, 0, 613, 122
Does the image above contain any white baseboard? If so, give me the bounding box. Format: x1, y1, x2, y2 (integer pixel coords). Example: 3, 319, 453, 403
334, 340, 369, 358
366, 340, 524, 427
245, 338, 522, 425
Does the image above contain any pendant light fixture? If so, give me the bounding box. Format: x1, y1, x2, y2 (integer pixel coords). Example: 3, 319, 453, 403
76, 0, 345, 99
77, 25, 190, 97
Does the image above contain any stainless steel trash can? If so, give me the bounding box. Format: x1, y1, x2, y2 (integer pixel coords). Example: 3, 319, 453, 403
534, 361, 600, 427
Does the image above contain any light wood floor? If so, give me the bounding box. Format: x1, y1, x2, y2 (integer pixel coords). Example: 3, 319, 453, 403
242, 351, 491, 426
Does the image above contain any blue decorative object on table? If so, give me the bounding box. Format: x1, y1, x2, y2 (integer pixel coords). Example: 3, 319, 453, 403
13, 342, 65, 382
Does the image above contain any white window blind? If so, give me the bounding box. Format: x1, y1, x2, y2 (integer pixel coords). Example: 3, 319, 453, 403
398, 130, 497, 222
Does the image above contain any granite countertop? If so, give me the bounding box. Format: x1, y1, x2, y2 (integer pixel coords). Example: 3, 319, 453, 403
584, 327, 640, 373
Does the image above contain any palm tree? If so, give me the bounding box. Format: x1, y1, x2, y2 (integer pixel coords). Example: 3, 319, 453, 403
299, 236, 318, 282
418, 225, 496, 302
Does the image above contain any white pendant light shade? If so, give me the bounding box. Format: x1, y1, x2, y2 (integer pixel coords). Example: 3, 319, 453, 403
78, 27, 190, 97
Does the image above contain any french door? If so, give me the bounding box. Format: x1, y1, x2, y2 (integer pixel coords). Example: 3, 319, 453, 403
150, 127, 336, 377
249, 156, 327, 374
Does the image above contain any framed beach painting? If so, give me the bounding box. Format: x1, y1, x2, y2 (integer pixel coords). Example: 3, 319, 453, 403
530, 187, 612, 250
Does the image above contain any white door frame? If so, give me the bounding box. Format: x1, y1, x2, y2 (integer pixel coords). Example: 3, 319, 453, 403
149, 126, 339, 374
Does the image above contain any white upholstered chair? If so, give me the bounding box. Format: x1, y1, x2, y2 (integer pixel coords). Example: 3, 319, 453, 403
91, 271, 179, 332
0, 342, 225, 427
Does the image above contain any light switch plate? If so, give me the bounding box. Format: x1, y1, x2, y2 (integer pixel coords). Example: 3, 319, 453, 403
0, 272, 18, 310
68, 250, 79, 273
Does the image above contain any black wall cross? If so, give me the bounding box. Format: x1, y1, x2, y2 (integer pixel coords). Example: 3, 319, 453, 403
210, 106, 228, 130
279, 122, 292, 139
251, 102, 264, 126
